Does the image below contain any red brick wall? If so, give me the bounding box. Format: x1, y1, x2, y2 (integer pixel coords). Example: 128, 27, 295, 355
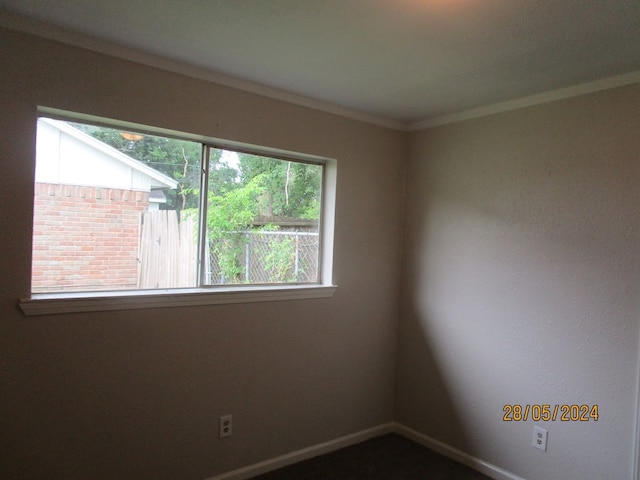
32, 183, 149, 292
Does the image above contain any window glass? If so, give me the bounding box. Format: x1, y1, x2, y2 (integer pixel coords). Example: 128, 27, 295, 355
31, 116, 324, 293
204, 148, 322, 285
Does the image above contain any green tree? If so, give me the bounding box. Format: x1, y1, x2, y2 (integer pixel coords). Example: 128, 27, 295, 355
237, 153, 322, 220
74, 124, 203, 211
206, 174, 266, 282
74, 123, 321, 283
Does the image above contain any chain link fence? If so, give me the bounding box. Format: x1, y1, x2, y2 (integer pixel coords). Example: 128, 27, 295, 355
207, 230, 319, 284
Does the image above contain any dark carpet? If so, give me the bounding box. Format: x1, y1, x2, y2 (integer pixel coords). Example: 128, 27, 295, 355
252, 434, 493, 479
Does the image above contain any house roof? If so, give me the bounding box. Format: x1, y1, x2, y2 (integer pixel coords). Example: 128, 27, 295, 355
40, 118, 178, 190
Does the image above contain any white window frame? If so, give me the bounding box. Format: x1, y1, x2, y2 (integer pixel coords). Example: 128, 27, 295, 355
19, 108, 337, 316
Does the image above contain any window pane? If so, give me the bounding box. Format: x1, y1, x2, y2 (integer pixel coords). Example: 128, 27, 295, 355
31, 118, 201, 293
204, 148, 323, 285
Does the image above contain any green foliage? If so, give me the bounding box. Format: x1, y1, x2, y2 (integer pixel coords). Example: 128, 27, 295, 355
75, 123, 203, 211
205, 151, 321, 283
264, 235, 295, 283
207, 149, 239, 196
74, 123, 322, 284
300, 198, 321, 220
238, 153, 322, 219
207, 175, 266, 283
213, 235, 245, 283
76, 125, 321, 223
207, 174, 266, 236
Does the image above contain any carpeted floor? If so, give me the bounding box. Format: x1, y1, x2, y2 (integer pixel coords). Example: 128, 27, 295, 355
252, 434, 494, 479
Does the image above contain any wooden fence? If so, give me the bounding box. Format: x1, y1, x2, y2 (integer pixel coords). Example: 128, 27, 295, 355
138, 210, 198, 288
138, 211, 319, 288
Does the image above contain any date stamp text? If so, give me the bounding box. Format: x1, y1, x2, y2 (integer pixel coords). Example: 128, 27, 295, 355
503, 404, 599, 422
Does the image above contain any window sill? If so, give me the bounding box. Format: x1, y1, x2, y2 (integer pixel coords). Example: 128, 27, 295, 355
19, 285, 338, 316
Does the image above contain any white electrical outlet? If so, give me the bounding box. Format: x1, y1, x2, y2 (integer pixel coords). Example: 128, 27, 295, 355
532, 426, 548, 451
219, 415, 232, 438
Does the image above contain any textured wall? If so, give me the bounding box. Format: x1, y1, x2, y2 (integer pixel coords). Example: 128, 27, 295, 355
396, 83, 640, 479
0, 27, 405, 480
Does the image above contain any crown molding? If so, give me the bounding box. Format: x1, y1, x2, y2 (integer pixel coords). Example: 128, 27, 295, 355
3, 9, 639, 133
409, 70, 640, 130
0, 9, 405, 131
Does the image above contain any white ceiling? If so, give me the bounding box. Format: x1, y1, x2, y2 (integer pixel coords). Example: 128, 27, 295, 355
1, 0, 640, 127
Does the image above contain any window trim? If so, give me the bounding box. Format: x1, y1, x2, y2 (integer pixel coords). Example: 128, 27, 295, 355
20, 108, 337, 316
19, 285, 338, 316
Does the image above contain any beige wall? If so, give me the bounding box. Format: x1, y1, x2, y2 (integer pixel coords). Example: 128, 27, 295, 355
0, 28, 405, 479
396, 83, 640, 479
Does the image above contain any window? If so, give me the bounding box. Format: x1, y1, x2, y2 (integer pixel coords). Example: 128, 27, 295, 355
21, 111, 335, 315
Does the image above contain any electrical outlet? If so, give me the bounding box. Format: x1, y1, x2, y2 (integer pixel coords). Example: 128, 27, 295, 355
532, 426, 547, 451
219, 415, 232, 438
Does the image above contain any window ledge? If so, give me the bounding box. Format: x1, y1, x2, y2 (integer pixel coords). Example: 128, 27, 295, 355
19, 285, 338, 316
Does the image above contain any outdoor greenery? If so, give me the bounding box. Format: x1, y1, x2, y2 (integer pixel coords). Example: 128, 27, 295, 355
73, 124, 204, 210
263, 233, 296, 282
76, 123, 322, 283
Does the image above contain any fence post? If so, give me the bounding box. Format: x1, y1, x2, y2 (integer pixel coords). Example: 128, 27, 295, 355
245, 233, 250, 283
294, 232, 300, 280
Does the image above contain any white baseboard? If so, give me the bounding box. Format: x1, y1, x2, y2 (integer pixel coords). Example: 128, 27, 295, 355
393, 423, 527, 480
206, 423, 395, 480
206, 421, 525, 480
